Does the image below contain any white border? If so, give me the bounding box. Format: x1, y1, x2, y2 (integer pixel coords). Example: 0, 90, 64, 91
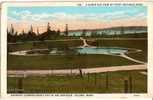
0, 1, 152, 98
147, 2, 153, 97
1, 2, 7, 98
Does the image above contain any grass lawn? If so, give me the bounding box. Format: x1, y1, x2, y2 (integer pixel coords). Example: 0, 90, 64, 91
7, 54, 138, 70
7, 70, 147, 93
7, 39, 147, 70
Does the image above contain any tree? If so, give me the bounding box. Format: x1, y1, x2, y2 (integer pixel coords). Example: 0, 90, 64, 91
57, 29, 61, 36
91, 31, 98, 37
121, 26, 124, 35
20, 29, 26, 42
7, 27, 12, 42
22, 29, 25, 34
64, 24, 68, 36
47, 22, 51, 32
27, 25, 36, 40
82, 29, 87, 37
30, 25, 33, 33
37, 27, 39, 35
10, 24, 14, 35
114, 32, 117, 37
7, 22, 64, 42
14, 31, 18, 36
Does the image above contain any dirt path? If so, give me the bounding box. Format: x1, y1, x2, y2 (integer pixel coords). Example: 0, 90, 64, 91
8, 64, 147, 77
118, 53, 145, 64
80, 37, 90, 47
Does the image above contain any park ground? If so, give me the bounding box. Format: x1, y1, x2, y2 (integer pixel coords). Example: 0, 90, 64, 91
7, 39, 147, 70
7, 37, 147, 93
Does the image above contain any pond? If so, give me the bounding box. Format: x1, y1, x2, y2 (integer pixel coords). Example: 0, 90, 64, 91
9, 46, 130, 56
76, 47, 128, 55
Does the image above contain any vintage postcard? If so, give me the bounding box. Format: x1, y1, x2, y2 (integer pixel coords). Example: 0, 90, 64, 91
0, 1, 153, 98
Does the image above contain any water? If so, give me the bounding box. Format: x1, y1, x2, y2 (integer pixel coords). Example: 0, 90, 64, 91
76, 47, 127, 55
10, 47, 128, 56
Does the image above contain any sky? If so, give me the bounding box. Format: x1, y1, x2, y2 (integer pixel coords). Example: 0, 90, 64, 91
7, 6, 147, 34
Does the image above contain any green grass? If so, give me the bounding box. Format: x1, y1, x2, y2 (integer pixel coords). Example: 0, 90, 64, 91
87, 39, 147, 51
7, 54, 137, 70
127, 51, 147, 62
7, 70, 147, 93
8, 42, 34, 52
8, 40, 83, 52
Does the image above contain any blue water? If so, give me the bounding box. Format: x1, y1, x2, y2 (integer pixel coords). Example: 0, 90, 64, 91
76, 47, 127, 55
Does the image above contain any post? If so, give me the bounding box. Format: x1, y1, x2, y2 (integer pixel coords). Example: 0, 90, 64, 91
94, 73, 97, 85
124, 79, 128, 93
106, 72, 108, 90
129, 74, 132, 93
99, 73, 102, 89
70, 69, 72, 76
18, 77, 23, 93
87, 73, 89, 82
79, 68, 83, 78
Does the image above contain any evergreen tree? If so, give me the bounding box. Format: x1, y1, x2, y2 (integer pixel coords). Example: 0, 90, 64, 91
22, 29, 25, 34
65, 24, 68, 36
30, 25, 33, 33
37, 27, 39, 35
91, 31, 98, 37
57, 29, 61, 36
121, 26, 124, 35
10, 24, 14, 35
47, 22, 51, 32
82, 29, 87, 37
27, 25, 36, 40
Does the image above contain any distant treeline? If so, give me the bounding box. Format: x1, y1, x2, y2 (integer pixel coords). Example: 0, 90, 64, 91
7, 23, 69, 42
7, 23, 147, 43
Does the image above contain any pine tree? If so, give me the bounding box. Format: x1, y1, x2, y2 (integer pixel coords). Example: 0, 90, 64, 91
65, 24, 68, 36
10, 24, 14, 35
37, 27, 39, 35
22, 29, 25, 34
47, 22, 51, 32
30, 25, 33, 33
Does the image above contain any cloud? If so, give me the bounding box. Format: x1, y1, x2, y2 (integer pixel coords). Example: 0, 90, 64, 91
9, 9, 146, 23
8, 16, 19, 23
12, 10, 31, 16
9, 10, 145, 22
7, 9, 147, 33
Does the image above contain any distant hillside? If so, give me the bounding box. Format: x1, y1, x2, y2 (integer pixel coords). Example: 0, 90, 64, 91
63, 26, 147, 36
68, 26, 147, 32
